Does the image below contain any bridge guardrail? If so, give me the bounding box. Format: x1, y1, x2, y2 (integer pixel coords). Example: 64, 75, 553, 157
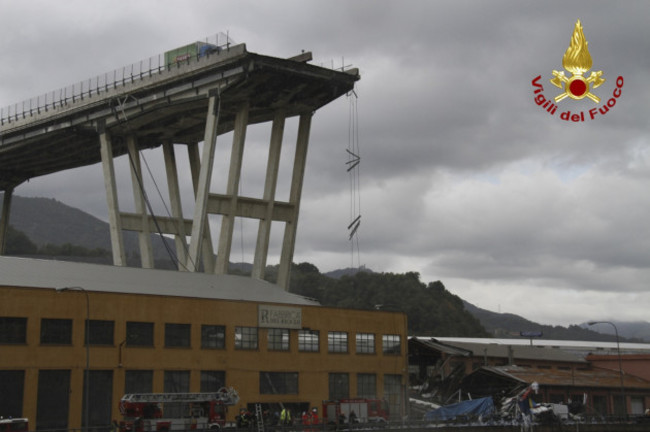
0, 32, 234, 126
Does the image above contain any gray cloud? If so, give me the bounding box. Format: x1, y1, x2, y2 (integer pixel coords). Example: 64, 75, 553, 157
2, 0, 649, 326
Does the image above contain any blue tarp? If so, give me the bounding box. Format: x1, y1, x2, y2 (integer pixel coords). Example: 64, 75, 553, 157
424, 397, 495, 422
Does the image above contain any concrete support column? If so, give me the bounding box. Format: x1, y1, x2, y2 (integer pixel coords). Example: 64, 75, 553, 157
187, 94, 220, 271
99, 125, 126, 266
187, 143, 215, 273
215, 103, 249, 274
277, 112, 312, 290
0, 187, 13, 255
163, 141, 189, 271
127, 135, 154, 269
252, 110, 285, 279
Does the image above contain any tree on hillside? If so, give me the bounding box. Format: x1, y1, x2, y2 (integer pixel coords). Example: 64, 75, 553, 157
289, 266, 489, 337
5, 225, 38, 254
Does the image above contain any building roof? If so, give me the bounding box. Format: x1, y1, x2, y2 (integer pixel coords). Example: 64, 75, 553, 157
469, 365, 650, 391
411, 337, 588, 364
0, 256, 319, 306
409, 336, 473, 357
433, 336, 650, 356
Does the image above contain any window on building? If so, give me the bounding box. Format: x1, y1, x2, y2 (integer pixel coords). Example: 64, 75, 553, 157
298, 329, 319, 352
631, 396, 645, 415
357, 373, 377, 399
165, 323, 191, 348
85, 370, 113, 428
125, 370, 153, 394
613, 395, 626, 416
268, 328, 289, 351
382, 334, 401, 355
40, 318, 72, 345
328, 331, 348, 353
384, 374, 402, 420
0, 317, 27, 344
260, 372, 298, 394
201, 371, 226, 392
87, 320, 114, 346
592, 395, 607, 416
328, 373, 349, 400
356, 333, 375, 354
164, 370, 190, 393
126, 322, 154, 347
235, 326, 258, 350
36, 370, 70, 431
201, 325, 225, 349
0, 370, 25, 418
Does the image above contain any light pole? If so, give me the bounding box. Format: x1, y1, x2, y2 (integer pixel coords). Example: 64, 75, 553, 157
57, 287, 90, 432
588, 321, 626, 416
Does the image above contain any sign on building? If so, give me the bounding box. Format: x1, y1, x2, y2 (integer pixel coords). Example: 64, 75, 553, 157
258, 305, 302, 329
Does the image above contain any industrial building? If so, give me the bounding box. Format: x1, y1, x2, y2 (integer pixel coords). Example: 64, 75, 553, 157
0, 257, 408, 429
409, 337, 650, 417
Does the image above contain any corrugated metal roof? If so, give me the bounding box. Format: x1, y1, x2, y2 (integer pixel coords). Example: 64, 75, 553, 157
439, 339, 588, 364
476, 365, 650, 390
410, 337, 587, 364
0, 256, 319, 306
433, 336, 650, 354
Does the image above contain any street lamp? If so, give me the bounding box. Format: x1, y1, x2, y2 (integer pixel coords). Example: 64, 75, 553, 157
588, 321, 626, 416
57, 287, 90, 432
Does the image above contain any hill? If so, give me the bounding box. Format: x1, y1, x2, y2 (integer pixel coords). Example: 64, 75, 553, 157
464, 301, 649, 343
578, 320, 650, 343
1, 194, 177, 266
285, 263, 490, 337
2, 193, 649, 341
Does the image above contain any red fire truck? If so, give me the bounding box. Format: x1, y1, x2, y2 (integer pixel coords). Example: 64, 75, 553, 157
0, 418, 28, 432
119, 387, 239, 432
322, 399, 389, 424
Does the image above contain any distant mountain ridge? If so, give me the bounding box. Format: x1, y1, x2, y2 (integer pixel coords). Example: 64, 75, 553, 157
464, 301, 650, 343
1, 193, 176, 264
2, 193, 649, 341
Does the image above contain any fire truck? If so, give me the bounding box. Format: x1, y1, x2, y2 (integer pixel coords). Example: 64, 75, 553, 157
322, 399, 389, 424
119, 387, 239, 432
0, 418, 28, 432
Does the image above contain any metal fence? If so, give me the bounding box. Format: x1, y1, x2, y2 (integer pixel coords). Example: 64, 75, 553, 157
0, 32, 234, 126
22, 416, 650, 432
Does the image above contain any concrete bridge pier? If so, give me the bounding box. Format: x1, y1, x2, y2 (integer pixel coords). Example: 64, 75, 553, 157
0, 43, 359, 291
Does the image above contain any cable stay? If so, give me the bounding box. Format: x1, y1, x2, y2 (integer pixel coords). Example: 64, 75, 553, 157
345, 149, 360, 172
346, 91, 362, 269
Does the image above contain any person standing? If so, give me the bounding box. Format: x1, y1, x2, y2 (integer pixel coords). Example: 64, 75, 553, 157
311, 408, 319, 427
518, 382, 540, 430
280, 407, 292, 426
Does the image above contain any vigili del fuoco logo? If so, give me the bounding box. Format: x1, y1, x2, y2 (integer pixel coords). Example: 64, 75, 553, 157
532, 19, 623, 122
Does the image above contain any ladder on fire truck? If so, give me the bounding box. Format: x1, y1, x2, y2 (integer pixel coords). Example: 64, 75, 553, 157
121, 387, 240, 405
254, 404, 264, 432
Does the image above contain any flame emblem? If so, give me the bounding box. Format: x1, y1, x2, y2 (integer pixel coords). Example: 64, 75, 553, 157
550, 20, 605, 103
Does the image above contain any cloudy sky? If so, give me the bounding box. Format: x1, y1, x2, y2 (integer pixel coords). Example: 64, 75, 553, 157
1, 1, 649, 327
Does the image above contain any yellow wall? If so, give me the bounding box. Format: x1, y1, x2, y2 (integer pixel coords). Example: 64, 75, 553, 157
0, 285, 408, 427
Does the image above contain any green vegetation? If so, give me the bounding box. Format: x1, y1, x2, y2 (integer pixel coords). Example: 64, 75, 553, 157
284, 263, 490, 337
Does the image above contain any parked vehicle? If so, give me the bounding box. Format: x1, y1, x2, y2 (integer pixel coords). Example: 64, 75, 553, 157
119, 387, 239, 432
